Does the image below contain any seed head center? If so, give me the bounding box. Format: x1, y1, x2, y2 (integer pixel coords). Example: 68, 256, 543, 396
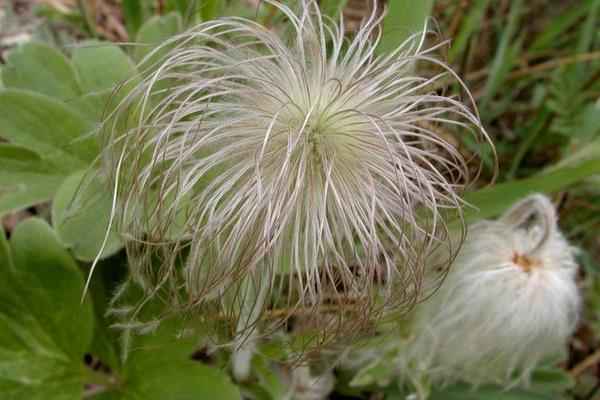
512, 253, 539, 273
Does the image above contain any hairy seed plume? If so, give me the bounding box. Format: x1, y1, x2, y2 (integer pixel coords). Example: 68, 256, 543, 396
406, 194, 580, 388
95, 0, 491, 351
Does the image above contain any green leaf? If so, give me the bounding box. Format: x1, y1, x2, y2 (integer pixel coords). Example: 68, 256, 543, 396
0, 218, 94, 399
0, 226, 11, 272
349, 357, 392, 388
200, 0, 224, 21
52, 171, 122, 262
247, 356, 288, 400
102, 324, 242, 400
165, 0, 201, 22
465, 157, 600, 220
0, 184, 61, 217
530, 368, 574, 393
0, 145, 65, 216
71, 42, 139, 121
122, 0, 146, 38
85, 255, 127, 371
378, 0, 434, 54
447, 0, 490, 63
432, 385, 554, 400
575, 0, 600, 56
556, 138, 600, 172
133, 12, 182, 62
165, 0, 188, 15
349, 348, 401, 388
479, 0, 525, 111
72, 42, 136, 94
124, 350, 241, 400
505, 107, 552, 180
0, 90, 96, 171
1, 43, 80, 101
0, 145, 63, 186
319, 0, 348, 19
530, 0, 591, 51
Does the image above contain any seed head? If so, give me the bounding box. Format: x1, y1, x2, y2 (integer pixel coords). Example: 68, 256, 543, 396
98, 0, 490, 349
405, 194, 581, 387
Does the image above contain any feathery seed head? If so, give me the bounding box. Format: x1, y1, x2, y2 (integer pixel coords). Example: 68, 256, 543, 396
99, 0, 490, 349
404, 194, 581, 387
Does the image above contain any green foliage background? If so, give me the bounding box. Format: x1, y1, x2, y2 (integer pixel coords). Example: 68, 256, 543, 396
0, 0, 599, 399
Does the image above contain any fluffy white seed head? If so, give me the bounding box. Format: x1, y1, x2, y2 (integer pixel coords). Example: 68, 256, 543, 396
403, 194, 581, 387
98, 0, 489, 349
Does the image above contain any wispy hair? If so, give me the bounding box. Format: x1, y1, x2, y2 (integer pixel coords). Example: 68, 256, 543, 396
400, 194, 580, 389
95, 0, 490, 350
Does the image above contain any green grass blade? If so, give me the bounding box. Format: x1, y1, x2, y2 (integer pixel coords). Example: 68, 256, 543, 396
505, 107, 552, 180
576, 0, 600, 55
200, 0, 225, 21
378, 0, 434, 55
465, 157, 600, 220
122, 0, 144, 37
448, 0, 490, 63
530, 0, 591, 51
319, 0, 348, 20
479, 0, 524, 110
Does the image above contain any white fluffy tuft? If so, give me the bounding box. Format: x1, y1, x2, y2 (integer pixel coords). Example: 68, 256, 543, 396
403, 194, 581, 387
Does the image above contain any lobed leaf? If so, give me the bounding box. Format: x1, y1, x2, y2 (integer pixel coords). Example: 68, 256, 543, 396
72, 42, 137, 94
1, 43, 80, 101
134, 12, 182, 62
99, 322, 242, 400
51, 171, 122, 262
0, 145, 65, 216
71, 41, 139, 121
0, 90, 95, 171
0, 219, 94, 399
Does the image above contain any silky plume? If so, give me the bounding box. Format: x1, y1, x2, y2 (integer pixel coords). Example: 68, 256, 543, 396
397, 194, 581, 389
93, 0, 490, 351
